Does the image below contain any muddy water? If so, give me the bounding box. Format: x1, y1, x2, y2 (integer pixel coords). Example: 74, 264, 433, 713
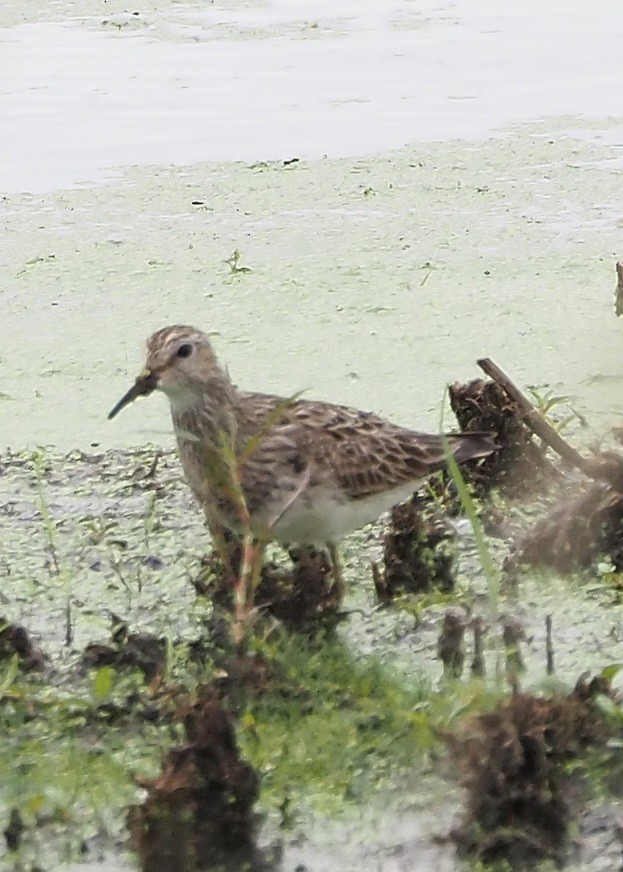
2, 0, 623, 190
3, 2, 623, 871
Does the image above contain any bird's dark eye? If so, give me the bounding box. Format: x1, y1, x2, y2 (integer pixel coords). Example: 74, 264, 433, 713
176, 343, 193, 359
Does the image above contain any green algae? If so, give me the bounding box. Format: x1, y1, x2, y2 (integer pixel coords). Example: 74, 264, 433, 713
3, 122, 623, 450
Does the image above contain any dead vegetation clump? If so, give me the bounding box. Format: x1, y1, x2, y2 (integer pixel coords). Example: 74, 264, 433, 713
81, 616, 167, 683
255, 548, 342, 629
194, 545, 341, 631
376, 373, 537, 600
129, 696, 271, 872
448, 378, 555, 496
447, 674, 614, 868
378, 369, 548, 599
449, 364, 623, 574
0, 618, 45, 671
376, 497, 457, 601
511, 477, 623, 572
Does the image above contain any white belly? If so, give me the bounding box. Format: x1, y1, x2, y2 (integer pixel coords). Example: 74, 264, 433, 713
267, 480, 420, 546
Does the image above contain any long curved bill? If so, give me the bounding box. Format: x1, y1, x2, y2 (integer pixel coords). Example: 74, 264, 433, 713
108, 370, 159, 420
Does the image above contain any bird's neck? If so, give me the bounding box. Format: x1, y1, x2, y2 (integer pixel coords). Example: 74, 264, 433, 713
169, 371, 239, 449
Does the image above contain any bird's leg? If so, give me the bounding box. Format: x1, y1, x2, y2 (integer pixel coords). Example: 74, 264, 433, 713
204, 506, 239, 584
327, 541, 345, 603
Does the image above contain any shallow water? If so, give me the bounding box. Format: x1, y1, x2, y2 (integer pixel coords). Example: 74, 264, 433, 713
2, 0, 623, 450
3, 449, 623, 871
2, 0, 623, 192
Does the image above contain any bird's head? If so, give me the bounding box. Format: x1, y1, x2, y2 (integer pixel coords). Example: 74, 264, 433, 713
108, 325, 222, 419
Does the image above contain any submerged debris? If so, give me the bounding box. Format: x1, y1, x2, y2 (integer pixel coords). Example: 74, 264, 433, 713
448, 674, 614, 868
129, 697, 271, 872
0, 618, 45, 671
377, 497, 456, 600
437, 609, 468, 677
82, 616, 166, 682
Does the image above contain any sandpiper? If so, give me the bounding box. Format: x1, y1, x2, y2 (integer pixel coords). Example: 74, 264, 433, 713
109, 325, 495, 593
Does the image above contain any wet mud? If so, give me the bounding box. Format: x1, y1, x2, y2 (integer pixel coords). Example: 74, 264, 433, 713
3, 433, 623, 871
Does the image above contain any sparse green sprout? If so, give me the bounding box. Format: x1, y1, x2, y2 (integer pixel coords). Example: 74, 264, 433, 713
90, 665, 116, 701
526, 385, 585, 434
419, 261, 438, 286
33, 449, 74, 645
224, 248, 252, 274
82, 517, 118, 546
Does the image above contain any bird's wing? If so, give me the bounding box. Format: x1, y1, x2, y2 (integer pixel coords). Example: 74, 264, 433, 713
237, 392, 494, 502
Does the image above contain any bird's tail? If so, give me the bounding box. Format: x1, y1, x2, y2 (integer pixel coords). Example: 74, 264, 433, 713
445, 431, 497, 464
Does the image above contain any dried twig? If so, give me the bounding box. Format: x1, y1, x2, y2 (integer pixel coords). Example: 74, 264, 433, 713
477, 358, 623, 489
477, 358, 591, 473
546, 614, 555, 676
615, 261, 623, 317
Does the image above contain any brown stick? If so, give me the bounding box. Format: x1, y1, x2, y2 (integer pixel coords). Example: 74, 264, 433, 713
616, 261, 623, 317
545, 614, 554, 676
476, 357, 597, 478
